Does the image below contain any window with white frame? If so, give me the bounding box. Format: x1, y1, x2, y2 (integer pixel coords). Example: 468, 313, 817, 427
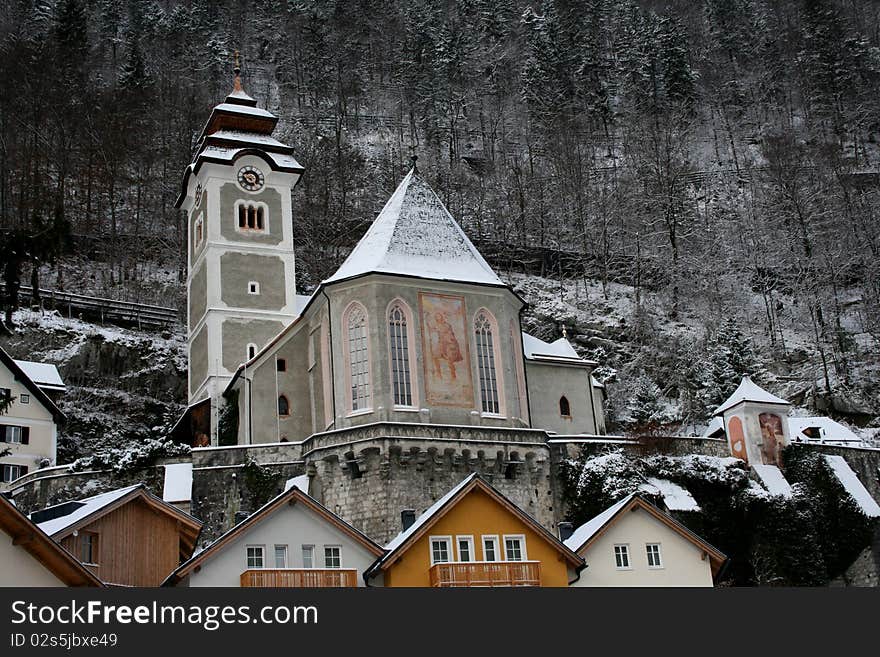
1, 464, 26, 483
430, 536, 452, 565
388, 302, 415, 407
301, 545, 315, 569
324, 546, 341, 569
646, 543, 663, 568
274, 545, 288, 568
456, 536, 474, 563
474, 311, 501, 415
345, 303, 371, 412
482, 535, 499, 562
19, 394, 29, 404
247, 281, 260, 295
4, 426, 22, 444
614, 544, 630, 569
504, 535, 526, 562
246, 545, 265, 569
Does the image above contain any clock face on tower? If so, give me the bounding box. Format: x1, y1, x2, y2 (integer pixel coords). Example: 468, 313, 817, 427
237, 165, 265, 192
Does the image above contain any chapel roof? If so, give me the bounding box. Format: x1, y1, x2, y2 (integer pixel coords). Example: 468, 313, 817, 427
324, 167, 503, 287
712, 376, 790, 417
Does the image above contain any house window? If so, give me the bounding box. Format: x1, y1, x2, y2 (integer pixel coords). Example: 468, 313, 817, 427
246, 343, 258, 360
614, 544, 631, 569
646, 543, 663, 568
1, 464, 26, 483
0, 388, 10, 401
559, 395, 571, 417
474, 310, 501, 415
324, 546, 341, 569
274, 545, 288, 568
246, 545, 265, 569
80, 532, 98, 564
482, 535, 499, 562
302, 545, 315, 569
4, 425, 23, 443
430, 536, 452, 565
344, 302, 371, 412
456, 536, 474, 563
276, 358, 287, 372
504, 535, 526, 561
388, 301, 415, 408
247, 281, 260, 295
278, 395, 290, 417
19, 394, 29, 404
236, 201, 266, 232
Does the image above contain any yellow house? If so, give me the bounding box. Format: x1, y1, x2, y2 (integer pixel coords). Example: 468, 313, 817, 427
365, 474, 584, 587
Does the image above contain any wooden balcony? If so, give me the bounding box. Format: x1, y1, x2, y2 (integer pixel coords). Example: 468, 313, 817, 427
429, 561, 541, 587
240, 568, 358, 588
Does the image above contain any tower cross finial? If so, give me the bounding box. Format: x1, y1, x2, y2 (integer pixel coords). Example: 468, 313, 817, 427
232, 50, 243, 93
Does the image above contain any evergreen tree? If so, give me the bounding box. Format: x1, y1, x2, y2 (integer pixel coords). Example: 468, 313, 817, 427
626, 375, 671, 431
700, 319, 763, 411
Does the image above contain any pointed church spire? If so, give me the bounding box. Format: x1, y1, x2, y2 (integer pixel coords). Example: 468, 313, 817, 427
232, 49, 243, 93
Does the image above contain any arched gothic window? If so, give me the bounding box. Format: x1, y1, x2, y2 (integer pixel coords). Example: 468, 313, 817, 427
559, 395, 571, 417
474, 310, 501, 415
278, 395, 290, 417
344, 303, 371, 412
388, 301, 415, 407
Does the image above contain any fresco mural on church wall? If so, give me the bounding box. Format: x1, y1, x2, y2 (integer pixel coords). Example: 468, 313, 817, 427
759, 412, 785, 466
419, 292, 473, 407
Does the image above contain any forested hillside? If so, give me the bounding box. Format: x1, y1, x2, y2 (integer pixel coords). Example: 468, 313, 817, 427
1, 0, 879, 434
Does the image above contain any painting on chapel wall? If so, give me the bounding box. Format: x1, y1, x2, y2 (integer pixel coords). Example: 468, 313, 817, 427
419, 292, 473, 407
759, 412, 785, 466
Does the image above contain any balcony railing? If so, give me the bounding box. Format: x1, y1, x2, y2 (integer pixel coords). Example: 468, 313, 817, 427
240, 568, 358, 588
429, 561, 541, 587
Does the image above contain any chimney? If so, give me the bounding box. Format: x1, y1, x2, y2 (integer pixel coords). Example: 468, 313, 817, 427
401, 509, 416, 532
558, 521, 574, 542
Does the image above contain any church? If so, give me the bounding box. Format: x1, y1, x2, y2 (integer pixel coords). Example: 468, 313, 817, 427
176, 62, 607, 447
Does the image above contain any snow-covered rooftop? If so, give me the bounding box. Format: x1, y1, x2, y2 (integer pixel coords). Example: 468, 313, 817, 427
208, 130, 287, 148
788, 417, 866, 446
324, 170, 502, 287
641, 478, 701, 511
163, 463, 193, 503
521, 332, 589, 364
824, 455, 880, 517
197, 146, 302, 171
752, 464, 793, 498
713, 376, 790, 416
213, 102, 275, 119
564, 494, 634, 552
13, 359, 65, 391
35, 485, 142, 536
284, 474, 310, 493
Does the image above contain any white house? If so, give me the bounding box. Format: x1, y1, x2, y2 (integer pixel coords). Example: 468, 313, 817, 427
0, 346, 66, 489
565, 494, 726, 587
163, 482, 384, 587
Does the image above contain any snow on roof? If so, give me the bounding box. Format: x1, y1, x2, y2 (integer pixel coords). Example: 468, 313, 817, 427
163, 463, 193, 503
590, 375, 605, 389
324, 170, 502, 286
752, 464, 793, 498
383, 473, 478, 554
521, 332, 582, 361
227, 88, 255, 103
208, 130, 287, 148
35, 485, 142, 536
788, 417, 865, 446
294, 294, 311, 317
702, 416, 725, 438
213, 102, 275, 119
641, 478, 701, 511
713, 376, 790, 416
284, 474, 310, 493
564, 494, 635, 552
13, 359, 65, 391
824, 455, 880, 517
197, 146, 302, 172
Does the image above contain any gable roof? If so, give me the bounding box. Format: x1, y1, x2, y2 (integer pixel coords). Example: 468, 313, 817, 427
564, 494, 727, 576
324, 169, 503, 287
522, 332, 596, 367
366, 474, 583, 577
13, 360, 65, 393
32, 484, 202, 557
713, 376, 790, 417
0, 495, 103, 587
163, 484, 384, 585
788, 416, 865, 446
0, 346, 66, 423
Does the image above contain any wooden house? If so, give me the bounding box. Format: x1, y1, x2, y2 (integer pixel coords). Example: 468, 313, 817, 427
31, 484, 202, 587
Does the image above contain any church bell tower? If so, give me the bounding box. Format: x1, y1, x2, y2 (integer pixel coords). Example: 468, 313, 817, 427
176, 53, 303, 444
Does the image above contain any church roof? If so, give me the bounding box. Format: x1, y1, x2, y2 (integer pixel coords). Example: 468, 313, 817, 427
712, 376, 790, 417
324, 169, 503, 287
